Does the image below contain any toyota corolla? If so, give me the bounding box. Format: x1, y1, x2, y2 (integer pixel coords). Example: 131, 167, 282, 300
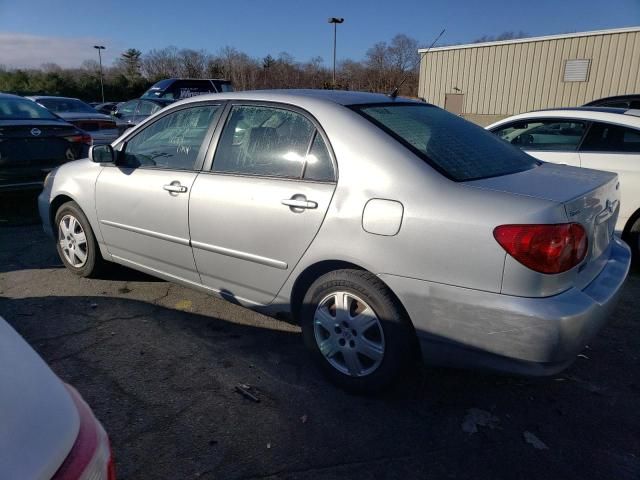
39, 90, 630, 391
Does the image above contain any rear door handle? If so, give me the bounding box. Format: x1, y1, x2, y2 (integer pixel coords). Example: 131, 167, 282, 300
163, 183, 188, 193
281, 197, 318, 209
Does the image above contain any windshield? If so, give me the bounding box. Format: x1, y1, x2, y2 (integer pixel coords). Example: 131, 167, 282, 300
37, 98, 97, 113
0, 97, 59, 120
353, 103, 539, 182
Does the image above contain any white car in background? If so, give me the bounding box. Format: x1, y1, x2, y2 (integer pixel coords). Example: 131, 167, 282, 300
487, 107, 640, 262
0, 316, 115, 479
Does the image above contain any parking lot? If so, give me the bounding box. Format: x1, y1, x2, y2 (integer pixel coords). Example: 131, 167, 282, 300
1, 192, 639, 480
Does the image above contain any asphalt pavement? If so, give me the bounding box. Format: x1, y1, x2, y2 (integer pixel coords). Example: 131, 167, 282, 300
1, 192, 638, 480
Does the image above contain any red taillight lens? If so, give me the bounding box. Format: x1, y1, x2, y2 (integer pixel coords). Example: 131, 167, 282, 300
65, 134, 93, 145
53, 385, 116, 480
493, 223, 588, 274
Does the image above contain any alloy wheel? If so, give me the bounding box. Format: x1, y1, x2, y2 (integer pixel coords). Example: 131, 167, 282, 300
58, 214, 88, 268
313, 291, 385, 377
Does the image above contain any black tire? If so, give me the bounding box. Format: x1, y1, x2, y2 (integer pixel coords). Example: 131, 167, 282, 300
300, 269, 415, 393
625, 217, 640, 270
54, 201, 105, 277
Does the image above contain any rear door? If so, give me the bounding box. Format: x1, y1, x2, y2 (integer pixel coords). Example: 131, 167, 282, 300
579, 121, 640, 229
96, 102, 223, 282
491, 118, 588, 167
189, 103, 337, 305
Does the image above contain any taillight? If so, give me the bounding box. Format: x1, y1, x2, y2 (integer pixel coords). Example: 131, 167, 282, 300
52, 385, 116, 480
493, 223, 588, 274
65, 134, 93, 145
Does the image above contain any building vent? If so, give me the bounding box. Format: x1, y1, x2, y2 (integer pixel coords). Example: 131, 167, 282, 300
564, 59, 591, 82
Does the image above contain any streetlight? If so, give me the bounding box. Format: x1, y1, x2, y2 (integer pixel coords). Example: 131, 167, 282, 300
93, 45, 106, 103
327, 17, 344, 88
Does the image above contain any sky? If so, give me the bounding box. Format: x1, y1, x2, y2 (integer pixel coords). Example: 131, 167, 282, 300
0, 0, 639, 69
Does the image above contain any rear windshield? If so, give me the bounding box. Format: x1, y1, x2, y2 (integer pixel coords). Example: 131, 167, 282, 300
37, 98, 96, 113
0, 97, 58, 120
352, 103, 539, 181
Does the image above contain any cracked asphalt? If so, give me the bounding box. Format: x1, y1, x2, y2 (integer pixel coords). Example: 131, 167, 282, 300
1, 192, 639, 480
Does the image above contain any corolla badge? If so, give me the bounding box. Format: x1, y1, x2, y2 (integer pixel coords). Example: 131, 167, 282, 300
30, 128, 42, 136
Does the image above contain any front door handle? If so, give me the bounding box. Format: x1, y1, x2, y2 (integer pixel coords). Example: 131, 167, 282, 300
163, 182, 188, 193
281, 196, 318, 210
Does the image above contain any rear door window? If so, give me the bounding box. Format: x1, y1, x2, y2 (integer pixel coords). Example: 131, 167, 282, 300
492, 119, 587, 151
355, 104, 539, 181
303, 133, 335, 182
212, 105, 318, 179
581, 122, 640, 153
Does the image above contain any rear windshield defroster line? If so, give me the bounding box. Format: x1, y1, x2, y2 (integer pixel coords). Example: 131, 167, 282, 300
350, 103, 539, 182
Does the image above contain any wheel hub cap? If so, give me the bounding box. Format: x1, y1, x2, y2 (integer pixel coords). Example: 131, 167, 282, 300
313, 291, 385, 377
58, 214, 88, 268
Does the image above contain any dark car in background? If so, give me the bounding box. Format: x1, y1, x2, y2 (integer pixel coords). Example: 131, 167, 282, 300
0, 93, 91, 191
27, 96, 120, 145
94, 101, 123, 116
112, 98, 173, 131
584, 94, 640, 109
141, 78, 233, 101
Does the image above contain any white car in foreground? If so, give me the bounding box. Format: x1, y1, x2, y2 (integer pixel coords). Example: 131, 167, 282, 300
487, 107, 640, 262
0, 316, 115, 479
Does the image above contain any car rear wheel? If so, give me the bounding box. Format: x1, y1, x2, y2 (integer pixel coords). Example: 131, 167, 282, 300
301, 269, 414, 393
55, 201, 105, 277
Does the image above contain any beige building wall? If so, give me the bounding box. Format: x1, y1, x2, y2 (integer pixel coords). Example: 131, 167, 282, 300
418, 27, 640, 126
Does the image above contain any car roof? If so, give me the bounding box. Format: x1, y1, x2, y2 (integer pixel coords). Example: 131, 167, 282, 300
0, 92, 30, 100
487, 107, 640, 129
28, 96, 84, 101
171, 89, 423, 108
584, 93, 640, 105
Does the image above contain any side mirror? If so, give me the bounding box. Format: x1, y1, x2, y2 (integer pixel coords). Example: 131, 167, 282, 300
89, 144, 115, 164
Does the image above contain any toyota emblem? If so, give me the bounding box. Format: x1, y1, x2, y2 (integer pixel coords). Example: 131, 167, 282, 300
30, 128, 42, 136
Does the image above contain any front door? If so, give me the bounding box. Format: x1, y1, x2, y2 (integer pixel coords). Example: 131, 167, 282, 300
444, 93, 464, 115
189, 104, 337, 305
95, 103, 222, 282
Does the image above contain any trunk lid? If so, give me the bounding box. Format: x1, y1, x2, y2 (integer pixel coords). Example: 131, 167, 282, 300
467, 162, 620, 290
0, 316, 79, 480
0, 120, 86, 187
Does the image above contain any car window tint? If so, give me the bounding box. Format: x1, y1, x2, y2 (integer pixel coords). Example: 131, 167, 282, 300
213, 105, 315, 178
0, 97, 58, 120
137, 101, 161, 116
122, 105, 219, 170
37, 98, 96, 113
493, 119, 586, 151
355, 104, 538, 182
303, 133, 335, 182
581, 122, 640, 153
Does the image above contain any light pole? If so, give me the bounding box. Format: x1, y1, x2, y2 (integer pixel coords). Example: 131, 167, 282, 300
328, 17, 344, 88
93, 45, 106, 103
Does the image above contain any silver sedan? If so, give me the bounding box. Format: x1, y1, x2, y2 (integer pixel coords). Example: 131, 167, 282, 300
39, 90, 631, 391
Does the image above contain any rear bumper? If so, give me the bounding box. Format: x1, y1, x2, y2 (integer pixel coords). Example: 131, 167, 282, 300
380, 237, 631, 376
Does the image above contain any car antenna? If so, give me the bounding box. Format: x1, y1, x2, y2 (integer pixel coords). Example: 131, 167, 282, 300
388, 29, 446, 99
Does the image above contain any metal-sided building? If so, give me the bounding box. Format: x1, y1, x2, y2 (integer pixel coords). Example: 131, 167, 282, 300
418, 26, 640, 125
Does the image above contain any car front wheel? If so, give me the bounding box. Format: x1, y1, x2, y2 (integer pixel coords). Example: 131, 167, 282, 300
55, 201, 105, 277
301, 269, 414, 392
